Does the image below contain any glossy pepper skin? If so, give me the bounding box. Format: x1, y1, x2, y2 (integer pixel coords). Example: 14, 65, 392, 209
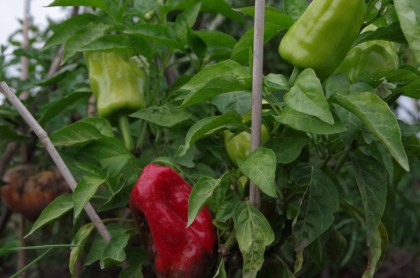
224, 124, 269, 165
279, 0, 366, 79
336, 29, 399, 82
84, 50, 145, 118
129, 164, 216, 278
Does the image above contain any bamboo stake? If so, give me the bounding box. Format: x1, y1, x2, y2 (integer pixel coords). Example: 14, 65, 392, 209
0, 82, 111, 243
249, 0, 265, 209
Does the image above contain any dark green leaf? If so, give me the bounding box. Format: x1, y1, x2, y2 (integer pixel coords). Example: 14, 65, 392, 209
331, 92, 409, 171
265, 137, 310, 164
63, 22, 113, 61
43, 14, 103, 49
26, 194, 73, 237
82, 138, 134, 177
38, 90, 90, 125
131, 104, 191, 127
180, 76, 250, 108
291, 165, 339, 250
188, 175, 222, 226
73, 175, 106, 221
124, 23, 183, 49
351, 153, 388, 245
177, 111, 245, 156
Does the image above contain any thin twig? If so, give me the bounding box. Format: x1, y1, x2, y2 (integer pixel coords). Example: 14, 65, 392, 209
0, 82, 111, 243
249, 0, 265, 209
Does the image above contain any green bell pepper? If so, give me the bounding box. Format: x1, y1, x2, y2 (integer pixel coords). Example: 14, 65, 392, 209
84, 50, 146, 119
279, 0, 366, 79
336, 28, 399, 82
224, 125, 269, 165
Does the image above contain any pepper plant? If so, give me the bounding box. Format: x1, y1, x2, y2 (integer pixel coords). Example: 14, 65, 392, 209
0, 0, 419, 277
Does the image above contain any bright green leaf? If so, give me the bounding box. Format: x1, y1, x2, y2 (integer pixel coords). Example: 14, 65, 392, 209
69, 223, 95, 275
394, 0, 420, 63
275, 107, 346, 135
285, 69, 334, 124
233, 202, 274, 278
239, 148, 277, 198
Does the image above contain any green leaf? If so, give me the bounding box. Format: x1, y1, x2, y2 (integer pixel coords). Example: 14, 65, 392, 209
264, 73, 289, 91
180, 76, 250, 108
174, 3, 202, 43
85, 224, 132, 267
180, 60, 250, 92
38, 90, 90, 125
231, 7, 293, 64
82, 138, 134, 177
69, 223, 95, 275
26, 194, 73, 237
394, 0, 420, 63
233, 202, 274, 278
188, 176, 222, 227
362, 224, 388, 278
213, 260, 227, 278
63, 22, 113, 61
73, 175, 107, 221
124, 23, 183, 49
207, 178, 240, 222
73, 34, 133, 53
48, 0, 107, 9
283, 0, 308, 20
195, 30, 236, 60
239, 148, 277, 198
51, 123, 105, 147
331, 92, 409, 171
275, 107, 346, 135
130, 104, 192, 127
101, 229, 131, 268
351, 153, 388, 245
212, 91, 252, 115
265, 137, 310, 164
168, 0, 242, 22
177, 111, 245, 156
0, 125, 29, 141
43, 14, 103, 49
290, 165, 339, 250
79, 117, 114, 138
187, 29, 207, 60
284, 69, 334, 124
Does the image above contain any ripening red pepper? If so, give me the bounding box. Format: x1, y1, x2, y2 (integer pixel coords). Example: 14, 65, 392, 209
129, 164, 216, 278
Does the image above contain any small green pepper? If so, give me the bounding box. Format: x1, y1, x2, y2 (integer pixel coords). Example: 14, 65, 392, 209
336, 27, 399, 82
224, 125, 269, 165
84, 50, 146, 119
279, 0, 366, 79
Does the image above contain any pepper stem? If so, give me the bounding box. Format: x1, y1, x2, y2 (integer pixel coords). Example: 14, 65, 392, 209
288, 66, 301, 87
118, 115, 134, 151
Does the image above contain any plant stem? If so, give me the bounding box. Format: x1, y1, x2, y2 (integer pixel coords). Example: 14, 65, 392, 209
119, 115, 134, 151
249, 0, 266, 210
